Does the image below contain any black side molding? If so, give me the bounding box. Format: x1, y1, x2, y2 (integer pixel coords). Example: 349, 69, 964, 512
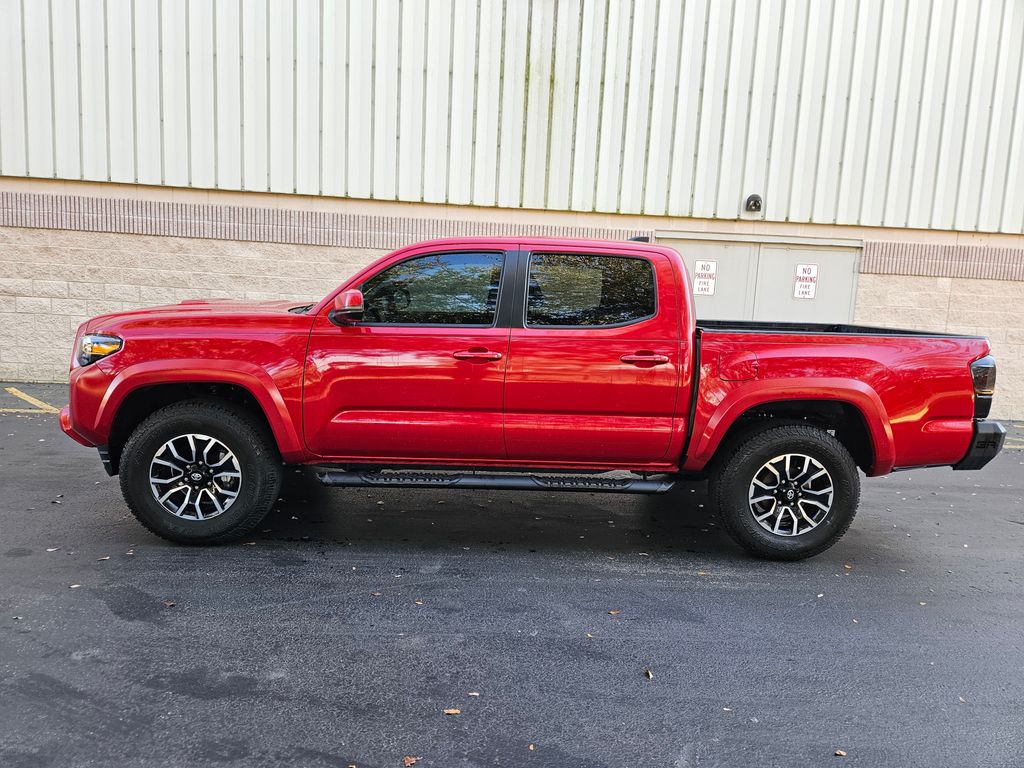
953, 420, 1006, 471
316, 470, 675, 494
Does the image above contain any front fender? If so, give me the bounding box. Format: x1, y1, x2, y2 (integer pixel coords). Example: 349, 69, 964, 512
683, 378, 896, 476
94, 359, 306, 462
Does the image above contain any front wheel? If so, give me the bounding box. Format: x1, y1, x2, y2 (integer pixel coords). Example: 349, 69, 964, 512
119, 400, 282, 544
709, 424, 861, 560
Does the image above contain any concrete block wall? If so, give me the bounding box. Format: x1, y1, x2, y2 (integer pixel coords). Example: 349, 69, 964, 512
0, 225, 383, 382
853, 274, 1022, 420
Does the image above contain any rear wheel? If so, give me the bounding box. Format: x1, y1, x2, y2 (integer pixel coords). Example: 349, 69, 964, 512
709, 424, 860, 560
119, 400, 282, 544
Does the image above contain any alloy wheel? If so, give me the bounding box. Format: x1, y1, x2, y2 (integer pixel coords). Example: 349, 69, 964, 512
148, 433, 242, 520
747, 453, 834, 536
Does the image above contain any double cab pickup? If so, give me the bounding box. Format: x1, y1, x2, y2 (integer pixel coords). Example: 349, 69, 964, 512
61, 237, 1005, 559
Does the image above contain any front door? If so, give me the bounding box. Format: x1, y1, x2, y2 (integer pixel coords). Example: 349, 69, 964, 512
503, 248, 681, 464
304, 248, 512, 461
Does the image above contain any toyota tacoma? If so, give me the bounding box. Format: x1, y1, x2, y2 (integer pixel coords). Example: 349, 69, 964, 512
61, 237, 1005, 559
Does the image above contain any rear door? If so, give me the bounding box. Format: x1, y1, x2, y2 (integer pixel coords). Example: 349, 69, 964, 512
503, 246, 682, 464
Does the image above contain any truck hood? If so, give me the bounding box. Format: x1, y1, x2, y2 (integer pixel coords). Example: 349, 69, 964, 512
84, 298, 313, 334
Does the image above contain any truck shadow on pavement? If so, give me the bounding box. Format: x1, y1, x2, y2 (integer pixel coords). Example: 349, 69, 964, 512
247, 469, 883, 563
251, 469, 738, 557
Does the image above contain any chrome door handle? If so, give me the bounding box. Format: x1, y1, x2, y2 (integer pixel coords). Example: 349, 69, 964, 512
620, 353, 670, 365
453, 349, 503, 361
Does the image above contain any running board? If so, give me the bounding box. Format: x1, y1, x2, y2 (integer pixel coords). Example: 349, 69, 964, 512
315, 470, 676, 494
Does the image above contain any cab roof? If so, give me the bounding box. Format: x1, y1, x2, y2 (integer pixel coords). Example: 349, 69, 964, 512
392, 235, 675, 255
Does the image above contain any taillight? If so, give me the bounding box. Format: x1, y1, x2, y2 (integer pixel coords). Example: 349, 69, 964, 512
970, 355, 996, 418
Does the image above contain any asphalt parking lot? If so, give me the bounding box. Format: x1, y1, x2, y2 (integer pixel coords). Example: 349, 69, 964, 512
1, 382, 1023, 768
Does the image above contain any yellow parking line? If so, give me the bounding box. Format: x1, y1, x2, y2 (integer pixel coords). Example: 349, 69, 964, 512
0, 407, 50, 414
3, 387, 60, 414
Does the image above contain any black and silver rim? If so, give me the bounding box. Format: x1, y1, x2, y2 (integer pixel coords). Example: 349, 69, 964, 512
148, 433, 242, 520
747, 453, 834, 537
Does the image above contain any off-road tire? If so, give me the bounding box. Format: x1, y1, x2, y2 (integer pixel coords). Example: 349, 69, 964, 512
119, 400, 282, 544
709, 424, 860, 560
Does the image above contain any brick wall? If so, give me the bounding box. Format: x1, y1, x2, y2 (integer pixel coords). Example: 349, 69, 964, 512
0, 225, 384, 382
853, 274, 1022, 420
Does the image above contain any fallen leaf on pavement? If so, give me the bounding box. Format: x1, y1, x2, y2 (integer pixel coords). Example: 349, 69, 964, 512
528, 744, 535, 751
415, 600, 424, 605
162, 600, 176, 608
607, 610, 621, 616
835, 750, 847, 757
403, 757, 420, 766
97, 556, 110, 561
696, 571, 708, 576
644, 668, 653, 680
69, 584, 81, 589
46, 548, 59, 552
443, 708, 461, 715
958, 696, 966, 704
468, 692, 480, 697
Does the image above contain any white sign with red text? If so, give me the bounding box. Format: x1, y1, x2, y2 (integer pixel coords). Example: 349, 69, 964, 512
794, 263, 818, 299
693, 260, 718, 296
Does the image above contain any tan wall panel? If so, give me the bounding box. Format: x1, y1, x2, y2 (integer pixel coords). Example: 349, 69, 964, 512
0, 225, 384, 383
854, 274, 1022, 420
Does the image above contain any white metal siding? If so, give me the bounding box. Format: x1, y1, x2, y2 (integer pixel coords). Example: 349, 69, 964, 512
2, 0, 1023, 233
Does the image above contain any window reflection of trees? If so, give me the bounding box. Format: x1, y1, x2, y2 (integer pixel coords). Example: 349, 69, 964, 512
361, 252, 504, 325
527, 255, 655, 327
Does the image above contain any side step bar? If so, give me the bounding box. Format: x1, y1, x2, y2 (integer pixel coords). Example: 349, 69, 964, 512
316, 470, 676, 494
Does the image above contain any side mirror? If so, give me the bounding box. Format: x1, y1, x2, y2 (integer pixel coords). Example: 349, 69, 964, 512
328, 289, 364, 325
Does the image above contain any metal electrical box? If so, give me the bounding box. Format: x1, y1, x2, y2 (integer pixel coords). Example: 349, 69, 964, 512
655, 233, 862, 324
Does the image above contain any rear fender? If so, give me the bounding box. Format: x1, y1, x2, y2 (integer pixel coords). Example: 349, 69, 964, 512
683, 378, 895, 476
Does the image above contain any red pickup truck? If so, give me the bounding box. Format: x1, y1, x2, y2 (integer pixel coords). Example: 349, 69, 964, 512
61, 237, 1005, 559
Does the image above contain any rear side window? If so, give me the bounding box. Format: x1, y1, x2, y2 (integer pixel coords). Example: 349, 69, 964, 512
526, 253, 656, 327
359, 251, 504, 325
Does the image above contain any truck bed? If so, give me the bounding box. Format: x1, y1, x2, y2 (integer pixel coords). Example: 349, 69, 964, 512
696, 319, 984, 338
685, 319, 993, 476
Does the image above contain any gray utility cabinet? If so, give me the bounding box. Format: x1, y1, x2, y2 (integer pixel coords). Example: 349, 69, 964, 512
655, 232, 862, 324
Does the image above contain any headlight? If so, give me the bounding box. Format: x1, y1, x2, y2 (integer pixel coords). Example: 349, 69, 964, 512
77, 334, 123, 366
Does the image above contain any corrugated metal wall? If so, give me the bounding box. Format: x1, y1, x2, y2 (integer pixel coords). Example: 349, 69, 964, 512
1, 0, 1022, 233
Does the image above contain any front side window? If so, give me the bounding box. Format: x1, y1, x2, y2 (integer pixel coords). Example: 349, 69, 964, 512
526, 253, 656, 327
359, 251, 504, 325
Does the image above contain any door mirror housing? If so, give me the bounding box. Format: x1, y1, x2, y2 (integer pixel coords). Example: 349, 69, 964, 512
328, 289, 364, 325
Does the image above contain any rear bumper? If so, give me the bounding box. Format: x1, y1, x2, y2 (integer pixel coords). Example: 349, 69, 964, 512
953, 420, 1005, 471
